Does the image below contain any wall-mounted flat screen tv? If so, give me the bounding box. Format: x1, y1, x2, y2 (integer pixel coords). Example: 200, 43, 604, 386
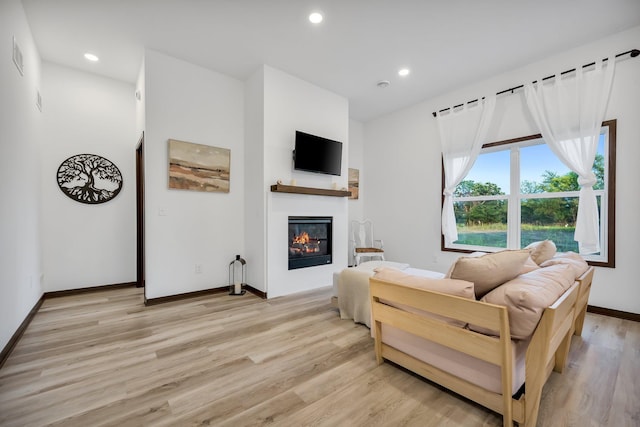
293, 130, 342, 176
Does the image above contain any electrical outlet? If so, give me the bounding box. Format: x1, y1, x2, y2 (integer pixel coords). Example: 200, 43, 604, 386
195, 264, 202, 274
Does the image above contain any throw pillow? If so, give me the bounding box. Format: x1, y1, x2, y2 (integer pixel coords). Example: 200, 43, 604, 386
447, 249, 530, 299
526, 240, 557, 265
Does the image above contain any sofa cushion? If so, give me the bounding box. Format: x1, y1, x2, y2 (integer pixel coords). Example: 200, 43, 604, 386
526, 240, 557, 265
519, 256, 541, 275
474, 263, 576, 340
447, 250, 530, 299
373, 267, 475, 327
540, 251, 588, 278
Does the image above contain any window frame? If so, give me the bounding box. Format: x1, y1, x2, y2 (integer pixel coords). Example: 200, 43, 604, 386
441, 119, 616, 268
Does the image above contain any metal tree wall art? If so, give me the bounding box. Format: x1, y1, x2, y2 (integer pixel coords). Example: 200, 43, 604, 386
57, 154, 123, 204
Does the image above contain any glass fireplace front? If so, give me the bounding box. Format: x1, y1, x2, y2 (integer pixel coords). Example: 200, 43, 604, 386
288, 216, 332, 270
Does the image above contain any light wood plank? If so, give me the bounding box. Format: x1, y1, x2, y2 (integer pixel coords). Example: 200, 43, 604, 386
0, 286, 637, 426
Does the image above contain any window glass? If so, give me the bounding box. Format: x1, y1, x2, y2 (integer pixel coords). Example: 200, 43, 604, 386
463, 149, 510, 194
445, 122, 614, 267
454, 200, 508, 248
520, 142, 571, 193
521, 196, 585, 253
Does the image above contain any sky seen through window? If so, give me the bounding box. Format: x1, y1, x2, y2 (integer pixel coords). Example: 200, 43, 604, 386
465, 136, 605, 193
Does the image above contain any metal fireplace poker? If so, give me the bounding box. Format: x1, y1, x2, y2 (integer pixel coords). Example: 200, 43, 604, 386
228, 255, 247, 296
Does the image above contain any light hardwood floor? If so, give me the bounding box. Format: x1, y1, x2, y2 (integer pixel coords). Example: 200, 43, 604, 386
0, 286, 638, 426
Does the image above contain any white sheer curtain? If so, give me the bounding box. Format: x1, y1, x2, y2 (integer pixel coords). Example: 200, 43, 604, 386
437, 96, 496, 246
525, 58, 615, 254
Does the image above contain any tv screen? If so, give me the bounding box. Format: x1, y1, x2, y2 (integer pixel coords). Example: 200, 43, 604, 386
293, 131, 342, 176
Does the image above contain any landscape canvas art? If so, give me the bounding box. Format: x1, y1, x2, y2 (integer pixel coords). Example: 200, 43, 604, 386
349, 168, 359, 199
168, 139, 230, 193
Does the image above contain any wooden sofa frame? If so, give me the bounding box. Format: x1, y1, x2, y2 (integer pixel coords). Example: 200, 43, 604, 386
370, 266, 594, 427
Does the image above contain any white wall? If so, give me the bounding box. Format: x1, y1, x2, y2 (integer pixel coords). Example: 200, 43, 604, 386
348, 119, 365, 265
263, 66, 349, 298
40, 63, 136, 291
267, 194, 348, 298
135, 57, 145, 140
144, 49, 245, 299
244, 67, 266, 292
243, 65, 350, 298
364, 26, 640, 313
263, 66, 349, 192
0, 0, 43, 351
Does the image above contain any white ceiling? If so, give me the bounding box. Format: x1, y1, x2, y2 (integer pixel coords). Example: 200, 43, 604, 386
21, 0, 640, 122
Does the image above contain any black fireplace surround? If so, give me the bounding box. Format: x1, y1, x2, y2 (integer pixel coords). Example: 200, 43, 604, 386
288, 216, 332, 270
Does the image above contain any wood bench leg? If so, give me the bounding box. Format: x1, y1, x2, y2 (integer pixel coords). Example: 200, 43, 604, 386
554, 330, 572, 373
574, 306, 587, 336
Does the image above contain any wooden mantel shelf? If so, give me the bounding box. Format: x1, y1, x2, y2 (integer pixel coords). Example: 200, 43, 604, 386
270, 183, 351, 197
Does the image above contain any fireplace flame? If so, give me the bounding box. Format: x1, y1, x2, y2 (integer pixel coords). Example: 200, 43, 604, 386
291, 231, 320, 254
292, 231, 310, 245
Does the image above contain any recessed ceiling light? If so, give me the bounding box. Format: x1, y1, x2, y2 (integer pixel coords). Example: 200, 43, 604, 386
309, 12, 323, 24
398, 68, 410, 77
84, 53, 99, 62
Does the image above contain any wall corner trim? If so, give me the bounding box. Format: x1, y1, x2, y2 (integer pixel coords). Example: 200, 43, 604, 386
0, 295, 44, 369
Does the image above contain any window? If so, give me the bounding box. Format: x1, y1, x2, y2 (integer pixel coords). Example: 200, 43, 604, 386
442, 120, 615, 267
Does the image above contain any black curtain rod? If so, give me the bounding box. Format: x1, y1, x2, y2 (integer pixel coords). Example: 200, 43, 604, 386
432, 48, 639, 117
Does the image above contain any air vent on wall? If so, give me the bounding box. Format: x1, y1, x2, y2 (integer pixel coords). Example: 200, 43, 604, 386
12, 36, 24, 76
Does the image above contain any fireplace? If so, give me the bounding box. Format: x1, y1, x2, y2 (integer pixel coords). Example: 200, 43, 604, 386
288, 216, 332, 270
